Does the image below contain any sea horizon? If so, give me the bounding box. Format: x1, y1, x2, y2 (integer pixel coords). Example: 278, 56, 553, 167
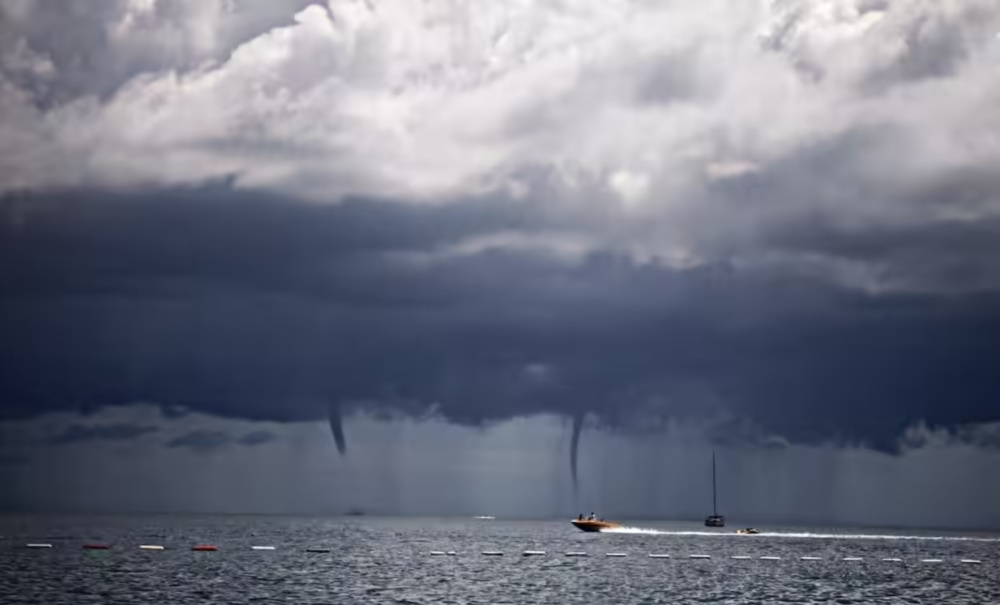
2, 509, 998, 538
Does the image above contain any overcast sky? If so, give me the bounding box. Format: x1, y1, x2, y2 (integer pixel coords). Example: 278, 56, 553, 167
2, 0, 1000, 528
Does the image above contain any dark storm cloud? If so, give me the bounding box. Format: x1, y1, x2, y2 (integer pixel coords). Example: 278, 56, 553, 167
48, 423, 159, 445
2, 186, 1000, 459
770, 214, 1000, 293
0, 183, 541, 303
0, 454, 29, 466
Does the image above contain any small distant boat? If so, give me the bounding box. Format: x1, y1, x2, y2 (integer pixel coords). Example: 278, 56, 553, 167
472, 515, 496, 520
704, 450, 725, 528
570, 518, 622, 533
736, 528, 760, 535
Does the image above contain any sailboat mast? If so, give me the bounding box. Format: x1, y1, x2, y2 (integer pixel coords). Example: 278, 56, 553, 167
712, 450, 717, 516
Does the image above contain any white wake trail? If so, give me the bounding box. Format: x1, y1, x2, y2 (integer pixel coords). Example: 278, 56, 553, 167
599, 527, 1000, 543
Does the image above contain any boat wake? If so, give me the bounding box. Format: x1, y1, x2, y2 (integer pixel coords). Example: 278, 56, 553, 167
599, 527, 1000, 542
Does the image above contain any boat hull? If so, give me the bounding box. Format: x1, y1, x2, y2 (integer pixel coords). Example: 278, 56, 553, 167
570, 520, 621, 532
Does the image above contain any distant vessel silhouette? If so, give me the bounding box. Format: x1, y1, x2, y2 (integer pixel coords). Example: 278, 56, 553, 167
704, 450, 725, 527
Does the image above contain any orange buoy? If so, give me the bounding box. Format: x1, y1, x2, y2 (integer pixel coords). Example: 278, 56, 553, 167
191, 545, 217, 552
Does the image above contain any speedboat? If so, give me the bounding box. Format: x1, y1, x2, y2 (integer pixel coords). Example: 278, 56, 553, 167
570, 519, 622, 532
735, 528, 760, 535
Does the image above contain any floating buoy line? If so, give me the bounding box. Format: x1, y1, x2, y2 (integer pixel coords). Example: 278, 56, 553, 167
11, 543, 990, 566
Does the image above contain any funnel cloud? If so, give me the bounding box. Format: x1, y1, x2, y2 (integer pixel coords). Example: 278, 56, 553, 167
328, 402, 346, 456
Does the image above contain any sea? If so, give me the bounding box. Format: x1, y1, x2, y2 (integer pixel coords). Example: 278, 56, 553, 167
1, 514, 997, 604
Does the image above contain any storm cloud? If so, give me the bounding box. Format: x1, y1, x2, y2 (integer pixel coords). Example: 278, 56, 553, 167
2, 0, 1000, 482
3, 185, 1000, 460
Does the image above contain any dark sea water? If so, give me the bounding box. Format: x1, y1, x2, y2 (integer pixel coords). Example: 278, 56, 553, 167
1, 514, 997, 604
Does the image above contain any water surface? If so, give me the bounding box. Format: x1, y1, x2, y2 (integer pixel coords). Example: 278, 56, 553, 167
2, 515, 997, 604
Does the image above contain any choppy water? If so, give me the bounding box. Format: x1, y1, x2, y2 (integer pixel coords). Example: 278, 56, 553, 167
1, 514, 998, 604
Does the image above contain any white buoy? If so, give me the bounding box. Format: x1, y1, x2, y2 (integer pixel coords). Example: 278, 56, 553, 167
522, 550, 546, 556
429, 551, 446, 556
731, 555, 752, 560
843, 557, 863, 561
446, 551, 457, 556
961, 559, 981, 564
760, 556, 781, 560
921, 559, 943, 563
26, 543, 52, 549
881, 558, 902, 562
648, 554, 671, 558
800, 556, 822, 561
481, 551, 504, 556
605, 552, 627, 557
139, 545, 164, 551
565, 551, 588, 557
251, 546, 275, 551
689, 554, 711, 559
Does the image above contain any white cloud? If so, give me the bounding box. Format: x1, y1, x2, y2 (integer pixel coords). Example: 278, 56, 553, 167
1, 0, 1000, 281
705, 161, 760, 181
608, 169, 651, 206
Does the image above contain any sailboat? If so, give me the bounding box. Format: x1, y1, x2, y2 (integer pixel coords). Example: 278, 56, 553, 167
704, 450, 725, 527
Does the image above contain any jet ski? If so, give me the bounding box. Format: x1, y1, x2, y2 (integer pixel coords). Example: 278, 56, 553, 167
735, 528, 760, 535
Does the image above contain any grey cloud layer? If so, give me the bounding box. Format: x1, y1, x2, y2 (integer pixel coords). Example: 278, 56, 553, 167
48, 422, 159, 445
